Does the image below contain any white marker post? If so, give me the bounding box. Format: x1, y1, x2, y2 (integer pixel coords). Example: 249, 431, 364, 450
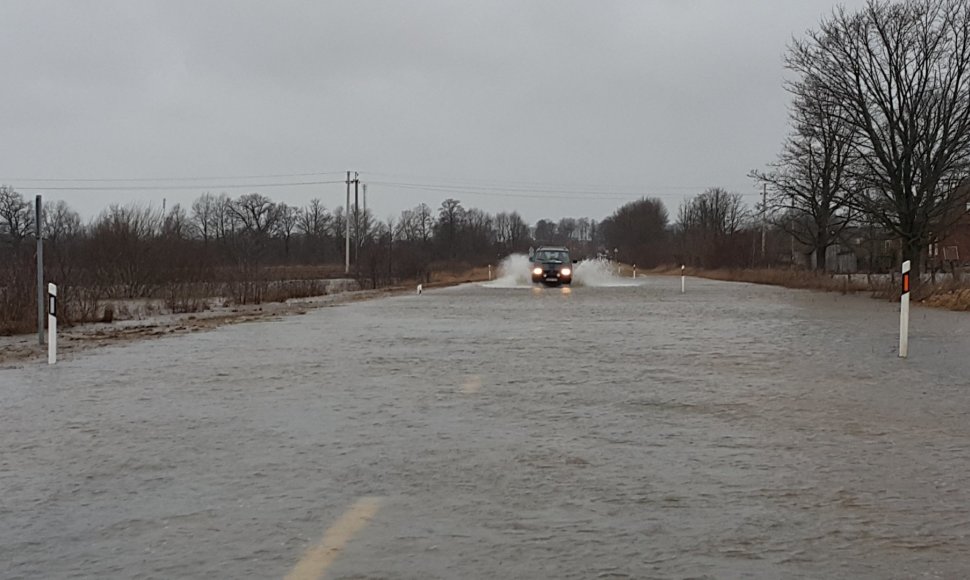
899, 260, 911, 358
681, 265, 686, 293
417, 284, 423, 295
633, 264, 637, 279
488, 264, 492, 281
48, 283, 57, 365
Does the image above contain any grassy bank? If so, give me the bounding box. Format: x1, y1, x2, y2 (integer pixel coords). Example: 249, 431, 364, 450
652, 266, 970, 311
0, 263, 493, 337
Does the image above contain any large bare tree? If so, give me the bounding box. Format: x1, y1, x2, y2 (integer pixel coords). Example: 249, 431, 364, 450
751, 79, 859, 270
788, 0, 970, 277
230, 193, 277, 236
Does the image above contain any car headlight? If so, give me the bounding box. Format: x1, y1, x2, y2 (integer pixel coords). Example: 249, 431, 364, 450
533, 267, 543, 275
561, 268, 571, 276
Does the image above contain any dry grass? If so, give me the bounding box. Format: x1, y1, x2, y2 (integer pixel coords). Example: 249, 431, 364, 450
921, 284, 970, 311
427, 266, 491, 286
652, 265, 970, 311
652, 265, 868, 292
702, 268, 869, 293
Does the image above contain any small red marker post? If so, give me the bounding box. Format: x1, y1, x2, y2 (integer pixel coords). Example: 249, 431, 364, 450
899, 260, 911, 358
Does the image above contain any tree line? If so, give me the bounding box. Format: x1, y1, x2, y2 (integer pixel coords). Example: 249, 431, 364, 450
2, 176, 865, 334
0, 187, 605, 332
751, 0, 970, 277
2, 179, 783, 327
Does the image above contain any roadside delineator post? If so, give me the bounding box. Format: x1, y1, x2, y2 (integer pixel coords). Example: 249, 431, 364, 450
633, 264, 637, 279
681, 265, 686, 294
48, 283, 57, 365
899, 260, 911, 358
417, 284, 423, 295
488, 264, 492, 281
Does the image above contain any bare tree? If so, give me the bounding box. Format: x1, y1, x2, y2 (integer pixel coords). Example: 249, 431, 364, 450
678, 188, 749, 267
751, 79, 859, 270
534, 219, 557, 244
297, 199, 331, 262
415, 203, 434, 244
557, 218, 578, 242
230, 193, 277, 236
274, 203, 300, 259
89, 204, 163, 298
298, 199, 330, 238
601, 198, 670, 266
43, 199, 81, 244
577, 218, 592, 243
491, 211, 531, 253
505, 211, 530, 252
788, 0, 970, 277
0, 186, 34, 245
493, 212, 509, 247
162, 203, 191, 240
396, 207, 419, 242
436, 199, 465, 258
191, 192, 220, 244
223, 194, 278, 303
464, 207, 494, 256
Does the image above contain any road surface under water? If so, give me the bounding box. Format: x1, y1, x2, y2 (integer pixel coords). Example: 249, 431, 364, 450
2, 275, 969, 579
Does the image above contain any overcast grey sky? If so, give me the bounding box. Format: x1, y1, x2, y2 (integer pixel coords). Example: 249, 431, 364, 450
0, 0, 869, 224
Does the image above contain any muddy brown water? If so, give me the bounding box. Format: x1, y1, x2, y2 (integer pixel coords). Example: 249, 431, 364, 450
1, 277, 969, 579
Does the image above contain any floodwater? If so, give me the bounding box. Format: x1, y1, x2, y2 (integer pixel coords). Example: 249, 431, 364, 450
2, 274, 969, 579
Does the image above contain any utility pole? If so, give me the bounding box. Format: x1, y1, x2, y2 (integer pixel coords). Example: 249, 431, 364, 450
354, 174, 360, 278
345, 171, 351, 274
761, 183, 767, 263
35, 195, 44, 346
789, 192, 796, 268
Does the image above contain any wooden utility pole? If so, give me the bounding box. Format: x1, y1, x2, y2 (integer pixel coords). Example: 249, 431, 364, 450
36, 195, 44, 346
761, 184, 767, 262
354, 174, 360, 278
345, 172, 351, 274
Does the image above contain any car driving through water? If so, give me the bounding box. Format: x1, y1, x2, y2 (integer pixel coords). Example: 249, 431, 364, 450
530, 246, 575, 286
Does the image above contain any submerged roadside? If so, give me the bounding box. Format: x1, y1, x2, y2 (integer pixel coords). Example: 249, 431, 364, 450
651, 266, 970, 312
0, 270, 489, 367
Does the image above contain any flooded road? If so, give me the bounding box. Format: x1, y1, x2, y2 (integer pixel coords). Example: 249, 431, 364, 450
2, 276, 970, 579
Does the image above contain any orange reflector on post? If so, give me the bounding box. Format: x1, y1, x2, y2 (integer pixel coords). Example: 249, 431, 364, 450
902, 272, 910, 294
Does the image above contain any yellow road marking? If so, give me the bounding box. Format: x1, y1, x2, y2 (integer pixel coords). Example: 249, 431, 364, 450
285, 497, 383, 580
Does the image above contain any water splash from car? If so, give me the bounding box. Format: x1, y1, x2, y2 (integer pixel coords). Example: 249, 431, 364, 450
572, 258, 640, 287
484, 254, 639, 288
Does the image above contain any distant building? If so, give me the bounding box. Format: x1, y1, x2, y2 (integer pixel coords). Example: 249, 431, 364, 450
931, 202, 970, 269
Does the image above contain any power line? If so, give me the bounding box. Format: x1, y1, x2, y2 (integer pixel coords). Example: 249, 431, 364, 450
368, 180, 760, 201
4, 169, 760, 202
363, 170, 645, 190
370, 182, 632, 200
363, 171, 750, 193
12, 180, 346, 192
2, 171, 346, 183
